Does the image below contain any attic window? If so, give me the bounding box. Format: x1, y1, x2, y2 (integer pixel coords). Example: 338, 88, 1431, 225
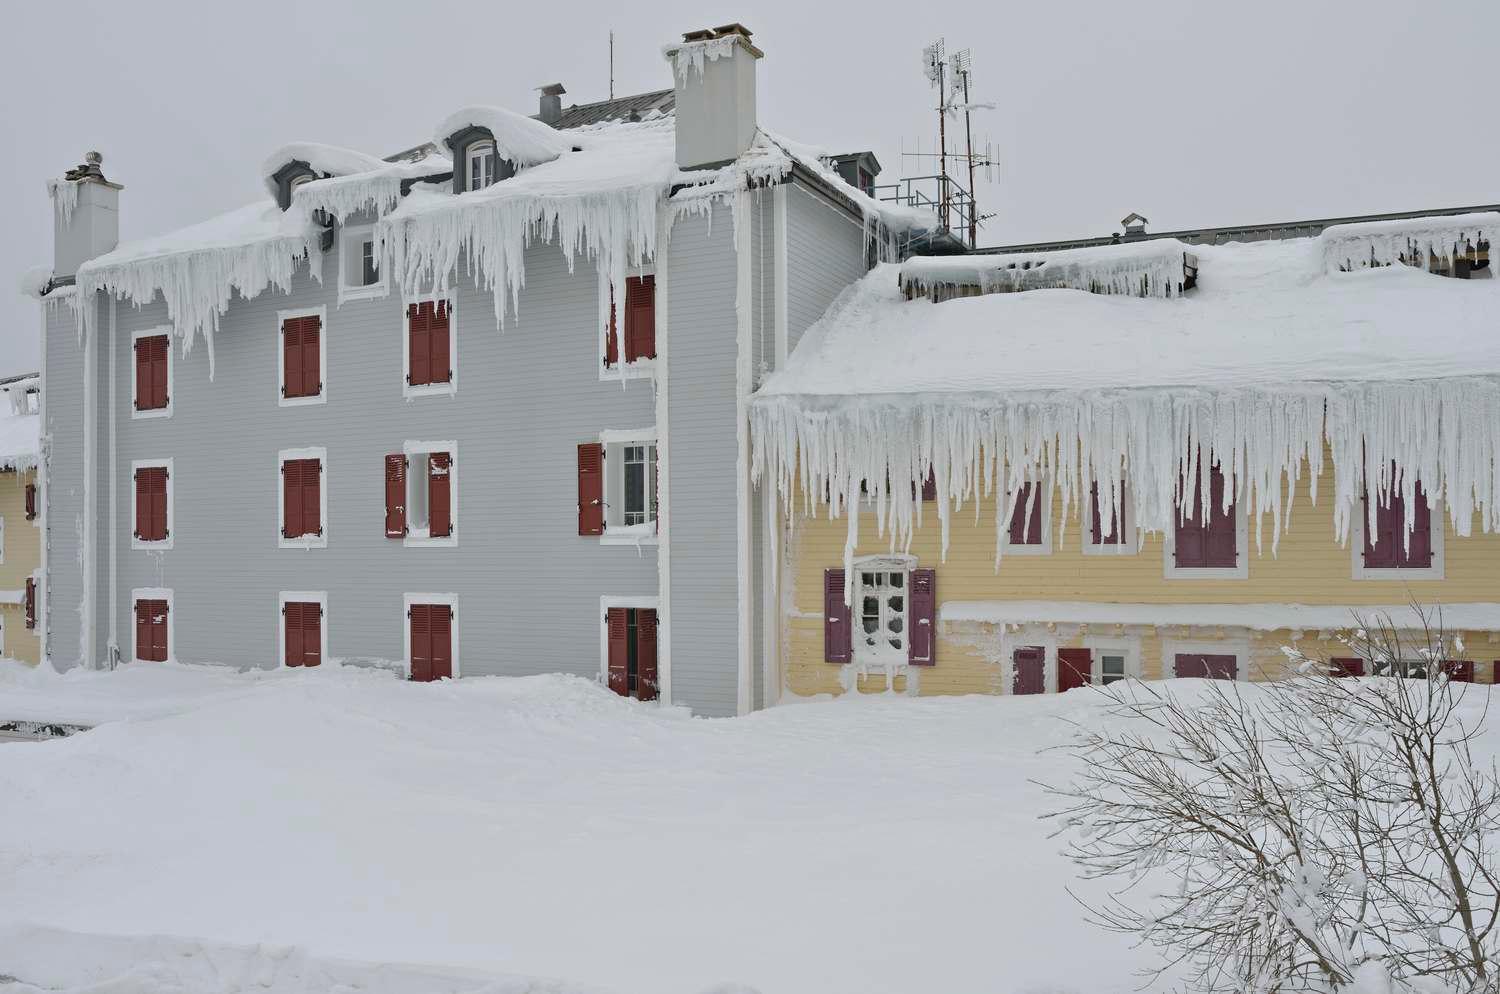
467, 140, 498, 191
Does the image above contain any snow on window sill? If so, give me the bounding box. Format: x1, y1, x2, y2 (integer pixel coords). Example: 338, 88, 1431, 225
601, 523, 658, 547
278, 532, 328, 550
404, 380, 457, 401
404, 529, 458, 549
598, 358, 656, 383
337, 282, 387, 306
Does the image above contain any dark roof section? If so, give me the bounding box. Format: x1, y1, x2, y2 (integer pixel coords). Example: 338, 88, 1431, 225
550, 88, 675, 130
973, 203, 1500, 256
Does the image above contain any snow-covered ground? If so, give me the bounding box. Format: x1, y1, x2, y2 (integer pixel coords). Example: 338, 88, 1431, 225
7, 662, 1485, 993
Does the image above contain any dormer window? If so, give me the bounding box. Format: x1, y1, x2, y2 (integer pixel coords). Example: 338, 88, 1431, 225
467, 140, 498, 191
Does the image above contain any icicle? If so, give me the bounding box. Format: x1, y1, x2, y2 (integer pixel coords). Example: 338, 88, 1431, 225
47, 178, 79, 225
664, 35, 741, 81
901, 240, 1191, 301
1321, 211, 1499, 275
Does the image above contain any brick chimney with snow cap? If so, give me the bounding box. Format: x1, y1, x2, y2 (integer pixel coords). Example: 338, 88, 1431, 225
665, 23, 763, 170
51, 150, 122, 278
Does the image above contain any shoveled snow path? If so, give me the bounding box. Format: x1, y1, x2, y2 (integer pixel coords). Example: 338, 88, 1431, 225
0, 664, 1182, 993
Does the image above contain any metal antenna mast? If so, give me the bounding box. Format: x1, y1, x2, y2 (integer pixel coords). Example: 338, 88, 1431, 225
609, 31, 615, 100
953, 49, 977, 248
923, 39, 948, 230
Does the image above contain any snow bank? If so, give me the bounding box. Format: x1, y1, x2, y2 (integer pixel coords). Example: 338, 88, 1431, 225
258, 141, 387, 197
1321, 210, 1498, 273
751, 241, 1500, 573
75, 202, 322, 376
433, 105, 573, 169
900, 238, 1193, 299
17, 264, 53, 300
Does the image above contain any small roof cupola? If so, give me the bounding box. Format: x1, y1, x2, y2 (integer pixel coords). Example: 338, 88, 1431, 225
1120, 212, 1150, 240
269, 159, 320, 211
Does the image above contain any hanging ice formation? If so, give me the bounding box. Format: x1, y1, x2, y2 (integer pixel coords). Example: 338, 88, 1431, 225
900, 240, 1194, 301
47, 177, 79, 225
1321, 212, 1498, 274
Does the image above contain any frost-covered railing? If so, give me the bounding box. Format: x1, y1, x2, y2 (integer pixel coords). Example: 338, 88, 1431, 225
750, 377, 1500, 588
1321, 211, 1497, 277
900, 240, 1198, 303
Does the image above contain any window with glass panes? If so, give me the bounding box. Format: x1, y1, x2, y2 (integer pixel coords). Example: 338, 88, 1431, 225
1099, 653, 1127, 685
467, 140, 497, 191
361, 240, 378, 286
622, 444, 656, 526
857, 568, 907, 659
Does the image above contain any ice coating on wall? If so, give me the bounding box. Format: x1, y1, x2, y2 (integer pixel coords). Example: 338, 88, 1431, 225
75, 203, 321, 376
901, 239, 1193, 300
750, 377, 1500, 590
1321, 211, 1498, 273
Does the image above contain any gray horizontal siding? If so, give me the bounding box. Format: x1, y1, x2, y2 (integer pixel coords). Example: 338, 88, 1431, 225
785, 179, 868, 355
42, 301, 87, 668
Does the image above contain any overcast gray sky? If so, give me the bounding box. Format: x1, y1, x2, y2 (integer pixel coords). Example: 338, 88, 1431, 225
5, 0, 1497, 380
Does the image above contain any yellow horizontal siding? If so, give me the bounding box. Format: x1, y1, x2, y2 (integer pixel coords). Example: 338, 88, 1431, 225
0, 469, 39, 664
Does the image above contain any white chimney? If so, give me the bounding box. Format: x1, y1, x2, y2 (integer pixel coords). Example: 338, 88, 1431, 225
665, 24, 762, 170
51, 151, 122, 278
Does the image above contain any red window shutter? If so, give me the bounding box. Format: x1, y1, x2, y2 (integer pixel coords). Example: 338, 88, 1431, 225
408, 304, 430, 386
134, 467, 167, 542
431, 301, 452, 383
1406, 482, 1433, 567
1204, 467, 1237, 567
135, 335, 169, 410
24, 482, 36, 521
1090, 481, 1126, 545
282, 459, 320, 538
607, 607, 630, 695
1012, 646, 1045, 694
283, 460, 301, 538
24, 577, 36, 630
636, 608, 659, 701
283, 319, 304, 398
136, 599, 168, 662
1008, 483, 1043, 545
154, 601, 169, 661
577, 443, 604, 536
409, 604, 431, 682
429, 452, 452, 538
303, 318, 322, 396
134, 338, 148, 409
908, 568, 936, 666
303, 460, 322, 537
305, 604, 322, 667
135, 600, 150, 660
1330, 657, 1365, 678
153, 338, 169, 409
1441, 659, 1474, 683
1175, 462, 1232, 567
920, 469, 937, 502
624, 275, 656, 361
1362, 488, 1396, 567
431, 604, 452, 680
823, 569, 851, 663
1176, 653, 1237, 680
1058, 647, 1091, 691
384, 454, 407, 538
604, 288, 619, 367
284, 601, 304, 667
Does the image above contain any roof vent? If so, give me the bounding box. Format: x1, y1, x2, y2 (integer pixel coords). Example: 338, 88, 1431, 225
64, 150, 107, 183
538, 83, 566, 126
1120, 212, 1149, 240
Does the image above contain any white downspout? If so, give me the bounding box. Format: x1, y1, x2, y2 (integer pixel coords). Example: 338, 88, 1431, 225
654, 207, 673, 709
107, 296, 118, 666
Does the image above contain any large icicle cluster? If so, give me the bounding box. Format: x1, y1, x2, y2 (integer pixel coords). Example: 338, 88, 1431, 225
46, 177, 79, 225
258, 143, 388, 197
750, 376, 1500, 588
900, 240, 1193, 301
665, 34, 742, 80
1321, 211, 1498, 274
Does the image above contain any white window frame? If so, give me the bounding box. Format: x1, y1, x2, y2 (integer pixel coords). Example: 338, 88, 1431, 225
278, 590, 329, 668
597, 263, 658, 382
402, 440, 458, 548
1083, 483, 1139, 556
998, 625, 1060, 694
597, 594, 661, 689
851, 553, 916, 665
466, 140, 497, 192
337, 224, 386, 305
403, 592, 459, 680
1080, 636, 1143, 685
130, 457, 174, 551
599, 428, 659, 545
1350, 496, 1446, 581
277, 446, 328, 549
1163, 495, 1250, 580
131, 586, 175, 665
1001, 482, 1053, 556
277, 306, 328, 408
1162, 636, 1252, 682
402, 291, 458, 400
130, 326, 174, 421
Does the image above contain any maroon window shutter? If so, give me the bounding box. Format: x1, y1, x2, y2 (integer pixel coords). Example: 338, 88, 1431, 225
136, 335, 169, 410
135, 600, 150, 660
134, 469, 148, 540
1177, 653, 1237, 679
134, 467, 167, 542
1330, 657, 1365, 678
577, 443, 604, 536
636, 609, 659, 701
1406, 481, 1433, 567
908, 568, 936, 666
1058, 647, 1092, 692
282, 460, 299, 538
283, 459, 319, 538
304, 603, 322, 667
408, 304, 430, 386
409, 604, 431, 682
1441, 659, 1474, 683
1362, 488, 1395, 567
920, 469, 937, 502
431, 301, 452, 383
1204, 467, 1237, 567
431, 604, 452, 680
604, 288, 619, 367
624, 275, 656, 361
153, 337, 170, 409
385, 454, 407, 538
1013, 646, 1045, 694
284, 601, 304, 667
283, 319, 303, 398
1008, 483, 1043, 545
429, 452, 452, 538
24, 482, 36, 521
24, 577, 36, 630
304, 460, 322, 537
607, 607, 630, 695
1091, 481, 1126, 545
823, 569, 851, 663
137, 599, 168, 662
303, 317, 322, 395
134, 338, 148, 410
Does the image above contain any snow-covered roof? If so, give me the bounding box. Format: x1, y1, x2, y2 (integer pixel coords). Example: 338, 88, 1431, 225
0, 393, 40, 471
751, 216, 1500, 575
258, 142, 388, 197
432, 105, 574, 167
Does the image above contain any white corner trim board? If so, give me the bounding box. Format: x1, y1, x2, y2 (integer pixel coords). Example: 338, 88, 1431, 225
278, 590, 329, 668
277, 305, 328, 407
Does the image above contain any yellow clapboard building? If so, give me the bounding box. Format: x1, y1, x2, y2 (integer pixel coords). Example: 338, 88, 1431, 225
0, 374, 41, 665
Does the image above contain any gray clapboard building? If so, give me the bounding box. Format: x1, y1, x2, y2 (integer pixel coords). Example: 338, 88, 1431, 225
34, 24, 908, 716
